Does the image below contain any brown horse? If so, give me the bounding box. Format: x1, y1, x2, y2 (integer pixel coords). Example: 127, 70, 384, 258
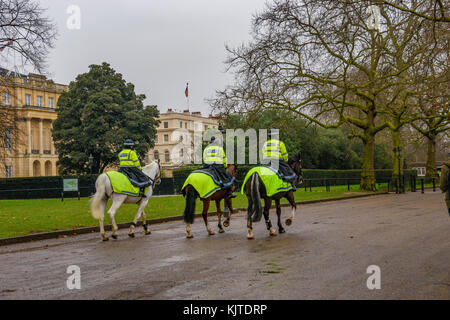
182, 164, 237, 238
244, 155, 303, 239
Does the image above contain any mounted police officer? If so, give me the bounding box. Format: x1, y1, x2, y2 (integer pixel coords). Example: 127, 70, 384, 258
262, 129, 297, 190
118, 139, 151, 197
202, 136, 236, 198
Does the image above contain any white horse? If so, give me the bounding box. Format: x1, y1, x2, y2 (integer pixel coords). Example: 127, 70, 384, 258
90, 160, 162, 241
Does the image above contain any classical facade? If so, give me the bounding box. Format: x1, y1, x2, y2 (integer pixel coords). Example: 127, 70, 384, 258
0, 69, 67, 178
148, 109, 220, 177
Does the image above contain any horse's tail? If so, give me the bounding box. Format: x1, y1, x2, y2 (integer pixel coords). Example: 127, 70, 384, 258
251, 173, 263, 222
183, 185, 198, 224
90, 175, 106, 220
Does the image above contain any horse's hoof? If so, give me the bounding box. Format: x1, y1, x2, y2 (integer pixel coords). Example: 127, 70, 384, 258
128, 233, 135, 238
247, 234, 254, 240
111, 234, 118, 240
285, 218, 293, 226
208, 231, 215, 236
102, 237, 109, 242
218, 228, 225, 233
279, 228, 286, 234
223, 221, 230, 228
186, 233, 194, 239
269, 229, 277, 236
145, 230, 151, 235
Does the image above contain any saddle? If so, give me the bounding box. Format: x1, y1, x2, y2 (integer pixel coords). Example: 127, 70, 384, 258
192, 166, 235, 188
106, 171, 149, 197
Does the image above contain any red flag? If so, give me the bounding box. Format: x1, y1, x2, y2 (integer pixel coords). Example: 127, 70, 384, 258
0, 39, 13, 52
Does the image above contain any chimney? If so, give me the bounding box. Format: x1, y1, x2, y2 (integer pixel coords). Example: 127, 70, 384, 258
183, 109, 190, 113
167, 108, 173, 112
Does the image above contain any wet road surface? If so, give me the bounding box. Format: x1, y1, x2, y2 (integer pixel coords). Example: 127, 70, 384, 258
0, 192, 449, 299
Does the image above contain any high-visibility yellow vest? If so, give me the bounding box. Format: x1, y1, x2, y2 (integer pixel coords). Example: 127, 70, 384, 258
118, 149, 142, 170
203, 145, 227, 166
262, 139, 288, 162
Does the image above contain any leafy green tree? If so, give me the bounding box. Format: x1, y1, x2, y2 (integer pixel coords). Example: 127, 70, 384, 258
52, 62, 160, 174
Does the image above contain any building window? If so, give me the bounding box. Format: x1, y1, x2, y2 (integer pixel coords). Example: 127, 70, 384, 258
185, 122, 187, 129
5, 166, 12, 178
180, 149, 184, 157
205, 125, 209, 130
155, 134, 158, 143
4, 92, 11, 105
48, 97, 54, 108
37, 95, 43, 107
164, 122, 168, 128
164, 150, 170, 163
5, 130, 12, 150
180, 121, 182, 128
164, 134, 169, 142
25, 94, 31, 106
154, 150, 159, 160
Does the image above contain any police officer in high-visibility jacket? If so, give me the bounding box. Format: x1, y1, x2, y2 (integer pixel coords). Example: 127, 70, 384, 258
262, 129, 297, 190
118, 139, 151, 197
202, 136, 236, 198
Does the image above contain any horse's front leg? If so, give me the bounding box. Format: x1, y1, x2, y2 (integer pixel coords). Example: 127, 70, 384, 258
108, 196, 125, 239
263, 198, 276, 237
141, 207, 151, 235
223, 196, 233, 228
285, 191, 296, 226
128, 199, 148, 238
275, 199, 285, 234
202, 199, 215, 236
215, 199, 224, 233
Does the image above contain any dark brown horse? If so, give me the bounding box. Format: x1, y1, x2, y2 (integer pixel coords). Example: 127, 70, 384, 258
244, 155, 303, 239
182, 164, 237, 238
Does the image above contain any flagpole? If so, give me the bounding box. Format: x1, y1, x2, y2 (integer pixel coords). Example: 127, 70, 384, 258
185, 82, 190, 110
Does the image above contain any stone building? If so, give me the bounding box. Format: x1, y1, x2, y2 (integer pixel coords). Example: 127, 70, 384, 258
148, 109, 219, 177
0, 69, 67, 178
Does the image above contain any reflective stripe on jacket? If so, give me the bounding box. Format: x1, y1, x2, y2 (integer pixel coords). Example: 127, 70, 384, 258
118, 149, 142, 170
203, 145, 227, 166
262, 139, 288, 162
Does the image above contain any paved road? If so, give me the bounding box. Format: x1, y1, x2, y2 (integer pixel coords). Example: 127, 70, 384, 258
0, 192, 449, 300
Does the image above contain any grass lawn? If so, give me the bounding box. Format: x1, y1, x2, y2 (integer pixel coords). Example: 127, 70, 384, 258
0, 186, 380, 239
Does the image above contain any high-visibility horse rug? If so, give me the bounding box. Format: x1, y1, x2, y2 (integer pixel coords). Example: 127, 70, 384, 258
182, 172, 221, 199
241, 166, 293, 197
106, 171, 149, 197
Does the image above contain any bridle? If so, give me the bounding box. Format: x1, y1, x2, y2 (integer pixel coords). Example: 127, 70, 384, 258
148, 161, 162, 186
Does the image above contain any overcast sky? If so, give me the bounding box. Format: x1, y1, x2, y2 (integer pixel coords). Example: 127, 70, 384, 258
32, 0, 268, 116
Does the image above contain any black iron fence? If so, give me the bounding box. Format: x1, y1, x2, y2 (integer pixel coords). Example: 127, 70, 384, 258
0, 170, 439, 200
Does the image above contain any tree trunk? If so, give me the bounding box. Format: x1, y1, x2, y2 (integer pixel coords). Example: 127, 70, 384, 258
391, 129, 403, 180
425, 136, 436, 178
360, 135, 376, 191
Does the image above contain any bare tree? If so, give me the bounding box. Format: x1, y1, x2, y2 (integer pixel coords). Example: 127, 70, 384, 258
0, 0, 57, 72
211, 0, 444, 191
382, 0, 449, 23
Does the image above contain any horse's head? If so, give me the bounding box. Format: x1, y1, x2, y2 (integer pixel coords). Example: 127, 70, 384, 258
226, 164, 238, 178
288, 153, 303, 185
143, 160, 162, 186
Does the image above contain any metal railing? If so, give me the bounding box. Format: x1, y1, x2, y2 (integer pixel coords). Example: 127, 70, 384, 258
0, 175, 440, 200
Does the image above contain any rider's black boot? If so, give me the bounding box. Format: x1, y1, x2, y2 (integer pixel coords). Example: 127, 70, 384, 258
291, 183, 297, 192
140, 188, 147, 198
